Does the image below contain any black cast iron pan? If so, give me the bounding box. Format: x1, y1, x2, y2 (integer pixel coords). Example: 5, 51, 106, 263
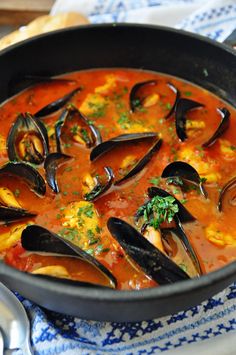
0, 24, 235, 322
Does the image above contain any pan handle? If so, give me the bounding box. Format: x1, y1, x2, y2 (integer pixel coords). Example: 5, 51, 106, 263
223, 29, 236, 49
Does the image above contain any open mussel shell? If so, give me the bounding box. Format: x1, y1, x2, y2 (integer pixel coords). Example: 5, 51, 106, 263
115, 138, 163, 185
107, 217, 190, 285
218, 176, 236, 212
7, 113, 49, 164
84, 166, 114, 201
0, 206, 36, 224
160, 227, 201, 277
35, 87, 81, 118
161, 161, 207, 198
165, 83, 180, 119
175, 98, 204, 141
170, 218, 202, 276
8, 74, 77, 97
90, 132, 157, 162
31, 274, 111, 289
0, 162, 46, 196
202, 107, 230, 148
129, 80, 157, 112
21, 225, 117, 288
44, 153, 71, 193
147, 187, 196, 223
55, 106, 102, 153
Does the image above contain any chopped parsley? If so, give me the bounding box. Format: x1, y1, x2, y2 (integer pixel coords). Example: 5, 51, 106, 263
149, 177, 161, 186
14, 188, 20, 197
166, 176, 184, 186
64, 166, 72, 172
117, 112, 130, 128
184, 91, 192, 97
77, 203, 94, 218
166, 102, 172, 110
88, 102, 107, 118
58, 227, 80, 241
200, 177, 207, 183
138, 195, 179, 229
70, 125, 78, 135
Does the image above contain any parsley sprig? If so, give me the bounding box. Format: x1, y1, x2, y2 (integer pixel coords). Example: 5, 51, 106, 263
138, 195, 179, 229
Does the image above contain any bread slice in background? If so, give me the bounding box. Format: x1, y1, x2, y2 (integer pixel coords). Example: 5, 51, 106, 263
0, 12, 89, 51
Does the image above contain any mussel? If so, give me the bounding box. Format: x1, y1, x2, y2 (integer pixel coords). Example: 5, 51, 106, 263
129, 80, 157, 112
218, 176, 236, 212
7, 113, 49, 164
55, 106, 102, 153
0, 186, 36, 223
115, 138, 163, 185
107, 217, 190, 285
175, 98, 204, 141
202, 107, 230, 148
165, 83, 180, 119
0, 206, 36, 224
90, 132, 157, 162
8, 74, 76, 97
0, 163, 43, 223
35, 87, 81, 118
83, 167, 114, 201
21, 225, 117, 288
134, 188, 201, 276
44, 153, 71, 193
161, 161, 207, 198
0, 162, 46, 196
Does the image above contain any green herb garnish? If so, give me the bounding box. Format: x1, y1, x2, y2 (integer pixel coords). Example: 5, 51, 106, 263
138, 195, 179, 229
149, 177, 161, 186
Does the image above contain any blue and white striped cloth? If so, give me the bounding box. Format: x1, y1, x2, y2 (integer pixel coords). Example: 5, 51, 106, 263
15, 1, 236, 354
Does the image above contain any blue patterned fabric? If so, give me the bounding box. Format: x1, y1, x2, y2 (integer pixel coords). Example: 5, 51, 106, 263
13, 283, 236, 354
12, 0, 236, 354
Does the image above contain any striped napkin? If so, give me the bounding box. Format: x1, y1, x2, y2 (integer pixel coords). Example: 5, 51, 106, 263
14, 1, 236, 354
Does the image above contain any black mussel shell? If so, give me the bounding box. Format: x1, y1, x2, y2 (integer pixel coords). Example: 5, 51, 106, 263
218, 176, 236, 212
161, 227, 201, 277
115, 138, 162, 185
84, 167, 114, 201
202, 108, 230, 148
169, 219, 202, 276
35, 87, 81, 118
161, 161, 207, 198
0, 206, 36, 224
30, 274, 111, 289
0, 162, 46, 196
175, 98, 204, 141
21, 225, 117, 288
147, 187, 196, 223
107, 217, 189, 285
44, 153, 71, 193
90, 132, 157, 162
7, 113, 49, 164
130, 80, 157, 112
165, 83, 180, 119
55, 106, 102, 153
8, 74, 76, 97
23, 75, 76, 84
